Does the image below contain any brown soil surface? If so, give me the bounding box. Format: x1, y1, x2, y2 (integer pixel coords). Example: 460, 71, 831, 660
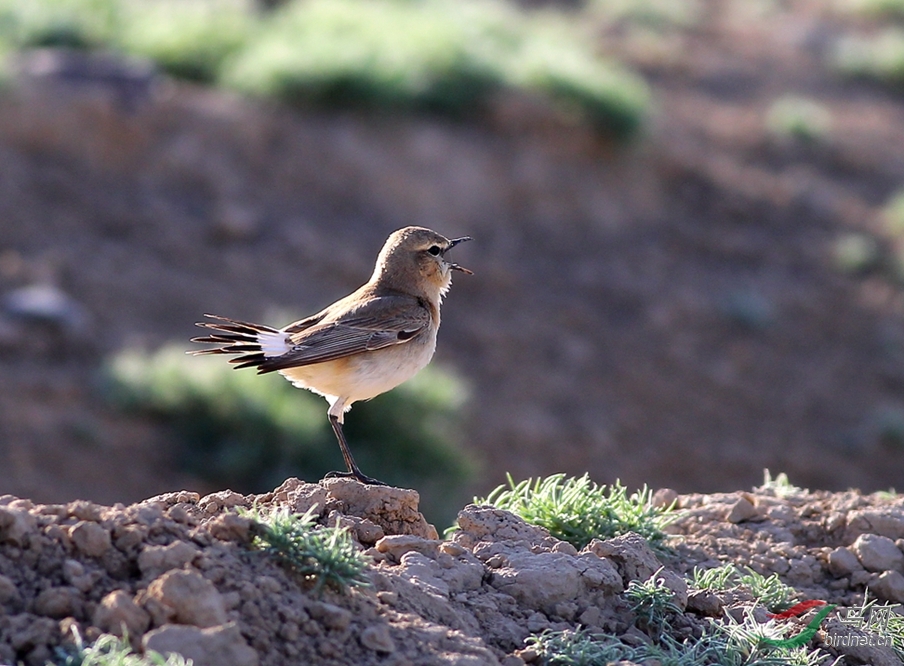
1, 480, 902, 665
1, 1, 904, 511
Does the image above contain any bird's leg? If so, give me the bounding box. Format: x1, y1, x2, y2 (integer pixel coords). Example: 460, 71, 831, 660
324, 413, 388, 486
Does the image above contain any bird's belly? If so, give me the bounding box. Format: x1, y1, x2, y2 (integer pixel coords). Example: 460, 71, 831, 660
279, 334, 436, 402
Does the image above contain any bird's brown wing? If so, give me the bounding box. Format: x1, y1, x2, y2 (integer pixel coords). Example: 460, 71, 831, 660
256, 295, 431, 373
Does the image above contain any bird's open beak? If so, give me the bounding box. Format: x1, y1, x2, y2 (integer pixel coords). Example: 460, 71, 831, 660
446, 236, 473, 274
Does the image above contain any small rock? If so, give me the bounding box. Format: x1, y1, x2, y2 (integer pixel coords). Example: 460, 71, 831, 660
727, 496, 759, 523
869, 570, 904, 603
2, 284, 89, 332
359, 624, 395, 653
198, 491, 248, 516
0, 574, 20, 606
70, 521, 111, 557
686, 590, 723, 616
851, 534, 904, 573
94, 590, 150, 638
143, 622, 258, 666
139, 541, 199, 578
307, 601, 351, 631
206, 513, 252, 543
145, 570, 227, 628
585, 532, 660, 584
33, 586, 83, 619
0, 506, 36, 546
846, 509, 904, 541
376, 591, 398, 606
652, 488, 679, 509
578, 606, 601, 627
375, 534, 440, 561
827, 547, 862, 577
501, 656, 526, 666
321, 478, 438, 539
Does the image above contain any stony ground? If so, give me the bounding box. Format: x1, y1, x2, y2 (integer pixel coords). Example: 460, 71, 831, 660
1, 479, 902, 666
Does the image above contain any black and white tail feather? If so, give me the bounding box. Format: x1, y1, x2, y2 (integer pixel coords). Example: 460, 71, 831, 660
189, 314, 287, 372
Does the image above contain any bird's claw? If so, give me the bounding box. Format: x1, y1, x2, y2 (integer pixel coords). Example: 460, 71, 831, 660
324, 470, 389, 486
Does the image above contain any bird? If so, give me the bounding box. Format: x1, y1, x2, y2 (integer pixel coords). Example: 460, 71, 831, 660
189, 226, 472, 486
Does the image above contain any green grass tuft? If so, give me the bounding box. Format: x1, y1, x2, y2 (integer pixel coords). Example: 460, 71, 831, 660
116, 0, 253, 83
625, 568, 683, 634
244, 505, 370, 595
55, 627, 191, 666
219, 0, 648, 138
689, 563, 796, 613
477, 473, 674, 550
103, 343, 473, 527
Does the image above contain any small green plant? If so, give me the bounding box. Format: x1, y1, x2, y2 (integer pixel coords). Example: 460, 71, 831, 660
883, 190, 904, 236
833, 233, 880, 274
478, 473, 674, 550
832, 28, 904, 84
0, 0, 118, 50
221, 0, 649, 139
244, 505, 370, 595
759, 469, 807, 498
103, 343, 473, 527
116, 0, 253, 83
836, 0, 904, 19
689, 563, 796, 613
525, 628, 641, 665
625, 568, 683, 634
765, 95, 831, 144
527, 620, 833, 666
55, 626, 191, 666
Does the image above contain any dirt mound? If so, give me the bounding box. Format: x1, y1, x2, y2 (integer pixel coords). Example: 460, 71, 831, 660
0, 479, 902, 665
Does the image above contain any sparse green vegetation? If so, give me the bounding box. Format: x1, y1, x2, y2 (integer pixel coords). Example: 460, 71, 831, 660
690, 563, 796, 613
625, 568, 682, 634
54, 626, 191, 666
221, 0, 649, 138
837, 0, 904, 20
243, 505, 370, 595
103, 344, 473, 526
0, 0, 649, 140
833, 233, 880, 274
477, 473, 674, 550
527, 618, 828, 666
759, 469, 807, 498
766, 95, 831, 143
832, 28, 904, 83
117, 1, 253, 83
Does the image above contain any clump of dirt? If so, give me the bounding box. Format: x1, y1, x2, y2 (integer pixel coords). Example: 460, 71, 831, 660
0, 479, 902, 666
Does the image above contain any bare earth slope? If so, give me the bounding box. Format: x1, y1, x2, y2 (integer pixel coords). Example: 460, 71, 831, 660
1, 480, 902, 665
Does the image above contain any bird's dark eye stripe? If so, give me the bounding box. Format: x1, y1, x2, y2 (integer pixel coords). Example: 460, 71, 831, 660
427, 245, 442, 256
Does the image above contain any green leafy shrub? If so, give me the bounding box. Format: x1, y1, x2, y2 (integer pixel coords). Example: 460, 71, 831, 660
625, 569, 683, 634
55, 627, 190, 666
689, 563, 796, 612
221, 0, 649, 139
832, 28, 904, 83
477, 473, 674, 550
244, 505, 370, 594
103, 343, 473, 526
0, 0, 118, 50
765, 95, 831, 143
116, 0, 253, 83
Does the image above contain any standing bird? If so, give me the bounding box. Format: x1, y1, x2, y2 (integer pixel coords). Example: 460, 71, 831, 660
189, 226, 472, 485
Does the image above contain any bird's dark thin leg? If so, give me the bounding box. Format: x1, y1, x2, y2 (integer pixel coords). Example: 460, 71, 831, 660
324, 414, 388, 486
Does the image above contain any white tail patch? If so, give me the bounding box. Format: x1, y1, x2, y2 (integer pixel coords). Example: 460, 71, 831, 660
259, 330, 291, 357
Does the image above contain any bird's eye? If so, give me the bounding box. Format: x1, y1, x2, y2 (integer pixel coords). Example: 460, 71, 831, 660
427, 245, 442, 256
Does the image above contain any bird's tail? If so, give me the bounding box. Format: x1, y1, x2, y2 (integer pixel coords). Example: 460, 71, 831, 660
189, 314, 288, 371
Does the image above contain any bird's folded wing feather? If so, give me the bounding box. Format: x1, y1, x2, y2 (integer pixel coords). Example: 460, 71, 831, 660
258, 295, 431, 372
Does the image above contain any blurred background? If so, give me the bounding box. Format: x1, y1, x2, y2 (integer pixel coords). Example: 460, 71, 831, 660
1, 0, 904, 526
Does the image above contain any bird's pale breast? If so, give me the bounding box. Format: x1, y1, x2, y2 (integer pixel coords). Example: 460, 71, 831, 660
279, 327, 437, 403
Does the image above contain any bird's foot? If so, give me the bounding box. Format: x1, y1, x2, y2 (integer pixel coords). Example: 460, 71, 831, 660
324, 470, 389, 486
